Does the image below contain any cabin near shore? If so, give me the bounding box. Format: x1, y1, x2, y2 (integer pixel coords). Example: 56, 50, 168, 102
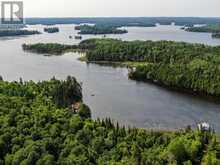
197, 122, 212, 132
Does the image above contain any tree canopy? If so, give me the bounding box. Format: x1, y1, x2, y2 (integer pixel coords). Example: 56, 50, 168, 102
0, 30, 40, 37
76, 25, 128, 35
186, 24, 220, 33
22, 43, 78, 55
0, 76, 219, 164
44, 27, 59, 33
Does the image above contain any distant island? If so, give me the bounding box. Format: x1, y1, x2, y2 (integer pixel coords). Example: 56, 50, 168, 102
44, 27, 59, 33
25, 17, 220, 27
75, 25, 128, 35
212, 33, 220, 38
0, 30, 40, 37
185, 24, 220, 39
22, 43, 78, 55
186, 24, 220, 33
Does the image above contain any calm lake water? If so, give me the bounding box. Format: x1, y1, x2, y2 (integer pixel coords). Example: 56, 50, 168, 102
1, 24, 220, 131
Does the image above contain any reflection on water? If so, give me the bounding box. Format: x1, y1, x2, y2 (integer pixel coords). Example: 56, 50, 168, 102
0, 24, 220, 131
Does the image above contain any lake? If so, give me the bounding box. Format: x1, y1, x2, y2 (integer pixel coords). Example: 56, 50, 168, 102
1, 24, 220, 131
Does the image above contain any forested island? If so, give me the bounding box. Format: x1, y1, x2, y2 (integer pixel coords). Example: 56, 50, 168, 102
75, 25, 128, 35
22, 43, 78, 55
186, 24, 220, 33
185, 24, 220, 39
212, 33, 220, 38
0, 30, 40, 37
44, 27, 59, 33
0, 76, 219, 164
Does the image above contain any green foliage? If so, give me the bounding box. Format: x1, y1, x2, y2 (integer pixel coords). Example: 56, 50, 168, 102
44, 27, 59, 33
129, 61, 220, 96
22, 43, 78, 55
0, 77, 219, 164
0, 30, 40, 37
186, 24, 220, 33
49, 76, 82, 108
78, 104, 91, 119
0, 76, 82, 108
186, 24, 220, 39
76, 25, 128, 35
201, 151, 220, 165
80, 39, 219, 63
167, 138, 188, 162
212, 33, 220, 39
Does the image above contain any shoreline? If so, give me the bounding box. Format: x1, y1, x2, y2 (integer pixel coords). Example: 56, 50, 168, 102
21, 41, 220, 104
78, 57, 220, 104
129, 76, 220, 104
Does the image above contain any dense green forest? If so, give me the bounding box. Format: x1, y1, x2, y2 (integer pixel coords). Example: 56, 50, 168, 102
0, 30, 40, 37
77, 39, 220, 97
79, 38, 220, 63
44, 27, 59, 33
186, 25, 220, 33
22, 43, 78, 55
75, 25, 128, 35
0, 76, 219, 164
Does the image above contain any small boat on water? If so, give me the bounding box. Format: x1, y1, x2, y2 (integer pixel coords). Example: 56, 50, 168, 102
75, 35, 82, 40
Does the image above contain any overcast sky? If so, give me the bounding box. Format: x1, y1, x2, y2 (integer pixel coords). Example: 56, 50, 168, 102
22, 0, 220, 17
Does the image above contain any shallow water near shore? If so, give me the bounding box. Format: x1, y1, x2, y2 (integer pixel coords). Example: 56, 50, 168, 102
0, 24, 220, 131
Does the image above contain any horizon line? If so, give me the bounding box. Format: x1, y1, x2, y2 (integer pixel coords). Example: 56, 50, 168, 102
23, 16, 220, 19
